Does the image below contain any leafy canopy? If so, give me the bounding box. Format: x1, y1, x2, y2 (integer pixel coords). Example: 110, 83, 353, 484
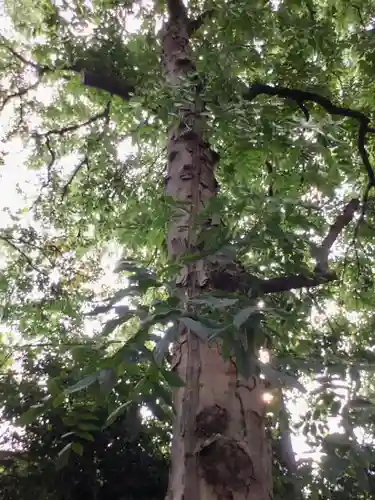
1, 0, 375, 498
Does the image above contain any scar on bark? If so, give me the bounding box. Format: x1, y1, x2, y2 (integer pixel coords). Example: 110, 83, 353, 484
198, 436, 255, 493
195, 405, 229, 438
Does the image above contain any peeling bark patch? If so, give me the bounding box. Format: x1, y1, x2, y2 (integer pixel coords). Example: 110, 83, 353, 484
198, 437, 254, 492
195, 405, 229, 438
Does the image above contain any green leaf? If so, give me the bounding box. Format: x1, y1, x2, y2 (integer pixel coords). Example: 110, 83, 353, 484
71, 442, 84, 456
180, 317, 224, 341
105, 400, 132, 426
141, 309, 181, 329
75, 431, 94, 442
98, 367, 117, 395
161, 369, 185, 388
56, 443, 73, 470
189, 296, 239, 309
101, 317, 127, 336
61, 432, 75, 440
18, 404, 46, 426
77, 422, 99, 431
65, 374, 98, 394
233, 306, 258, 329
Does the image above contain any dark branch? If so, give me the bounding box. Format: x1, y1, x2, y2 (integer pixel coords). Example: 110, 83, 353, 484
80, 70, 134, 100
2, 46, 39, 70
313, 197, 360, 273
265, 160, 274, 197
61, 155, 88, 199
0, 78, 41, 112
0, 236, 47, 275
188, 10, 214, 35
251, 197, 359, 295
0, 41, 135, 103
244, 83, 375, 191
166, 0, 188, 23
254, 272, 336, 295
43, 100, 111, 137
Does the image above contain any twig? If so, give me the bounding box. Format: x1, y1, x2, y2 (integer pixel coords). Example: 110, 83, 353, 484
43, 101, 111, 137
0, 236, 47, 275
0, 41, 40, 70
60, 100, 111, 199
0, 78, 41, 113
61, 155, 89, 199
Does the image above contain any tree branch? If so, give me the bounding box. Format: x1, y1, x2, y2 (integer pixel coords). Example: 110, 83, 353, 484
61, 155, 89, 200
42, 100, 111, 137
166, 0, 188, 23
80, 70, 134, 100
187, 9, 214, 35
243, 83, 375, 194
312, 197, 359, 273
0, 235, 47, 275
251, 197, 359, 295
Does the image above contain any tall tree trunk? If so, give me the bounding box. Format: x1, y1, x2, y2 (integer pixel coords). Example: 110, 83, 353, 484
162, 3, 273, 499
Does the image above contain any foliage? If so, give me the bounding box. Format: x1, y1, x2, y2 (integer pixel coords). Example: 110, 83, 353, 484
0, 350, 170, 500
1, 0, 375, 498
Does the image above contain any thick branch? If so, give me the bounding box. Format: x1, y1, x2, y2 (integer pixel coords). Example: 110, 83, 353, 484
166, 0, 188, 22
80, 70, 134, 100
255, 272, 336, 295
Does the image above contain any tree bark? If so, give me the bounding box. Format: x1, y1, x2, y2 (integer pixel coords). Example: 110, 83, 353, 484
162, 5, 273, 500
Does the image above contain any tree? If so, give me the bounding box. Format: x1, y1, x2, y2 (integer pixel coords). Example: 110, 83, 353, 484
1, 0, 375, 499
0, 348, 170, 500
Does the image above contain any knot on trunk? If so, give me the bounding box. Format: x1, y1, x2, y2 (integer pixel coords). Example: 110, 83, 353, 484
195, 405, 229, 438
197, 436, 255, 492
